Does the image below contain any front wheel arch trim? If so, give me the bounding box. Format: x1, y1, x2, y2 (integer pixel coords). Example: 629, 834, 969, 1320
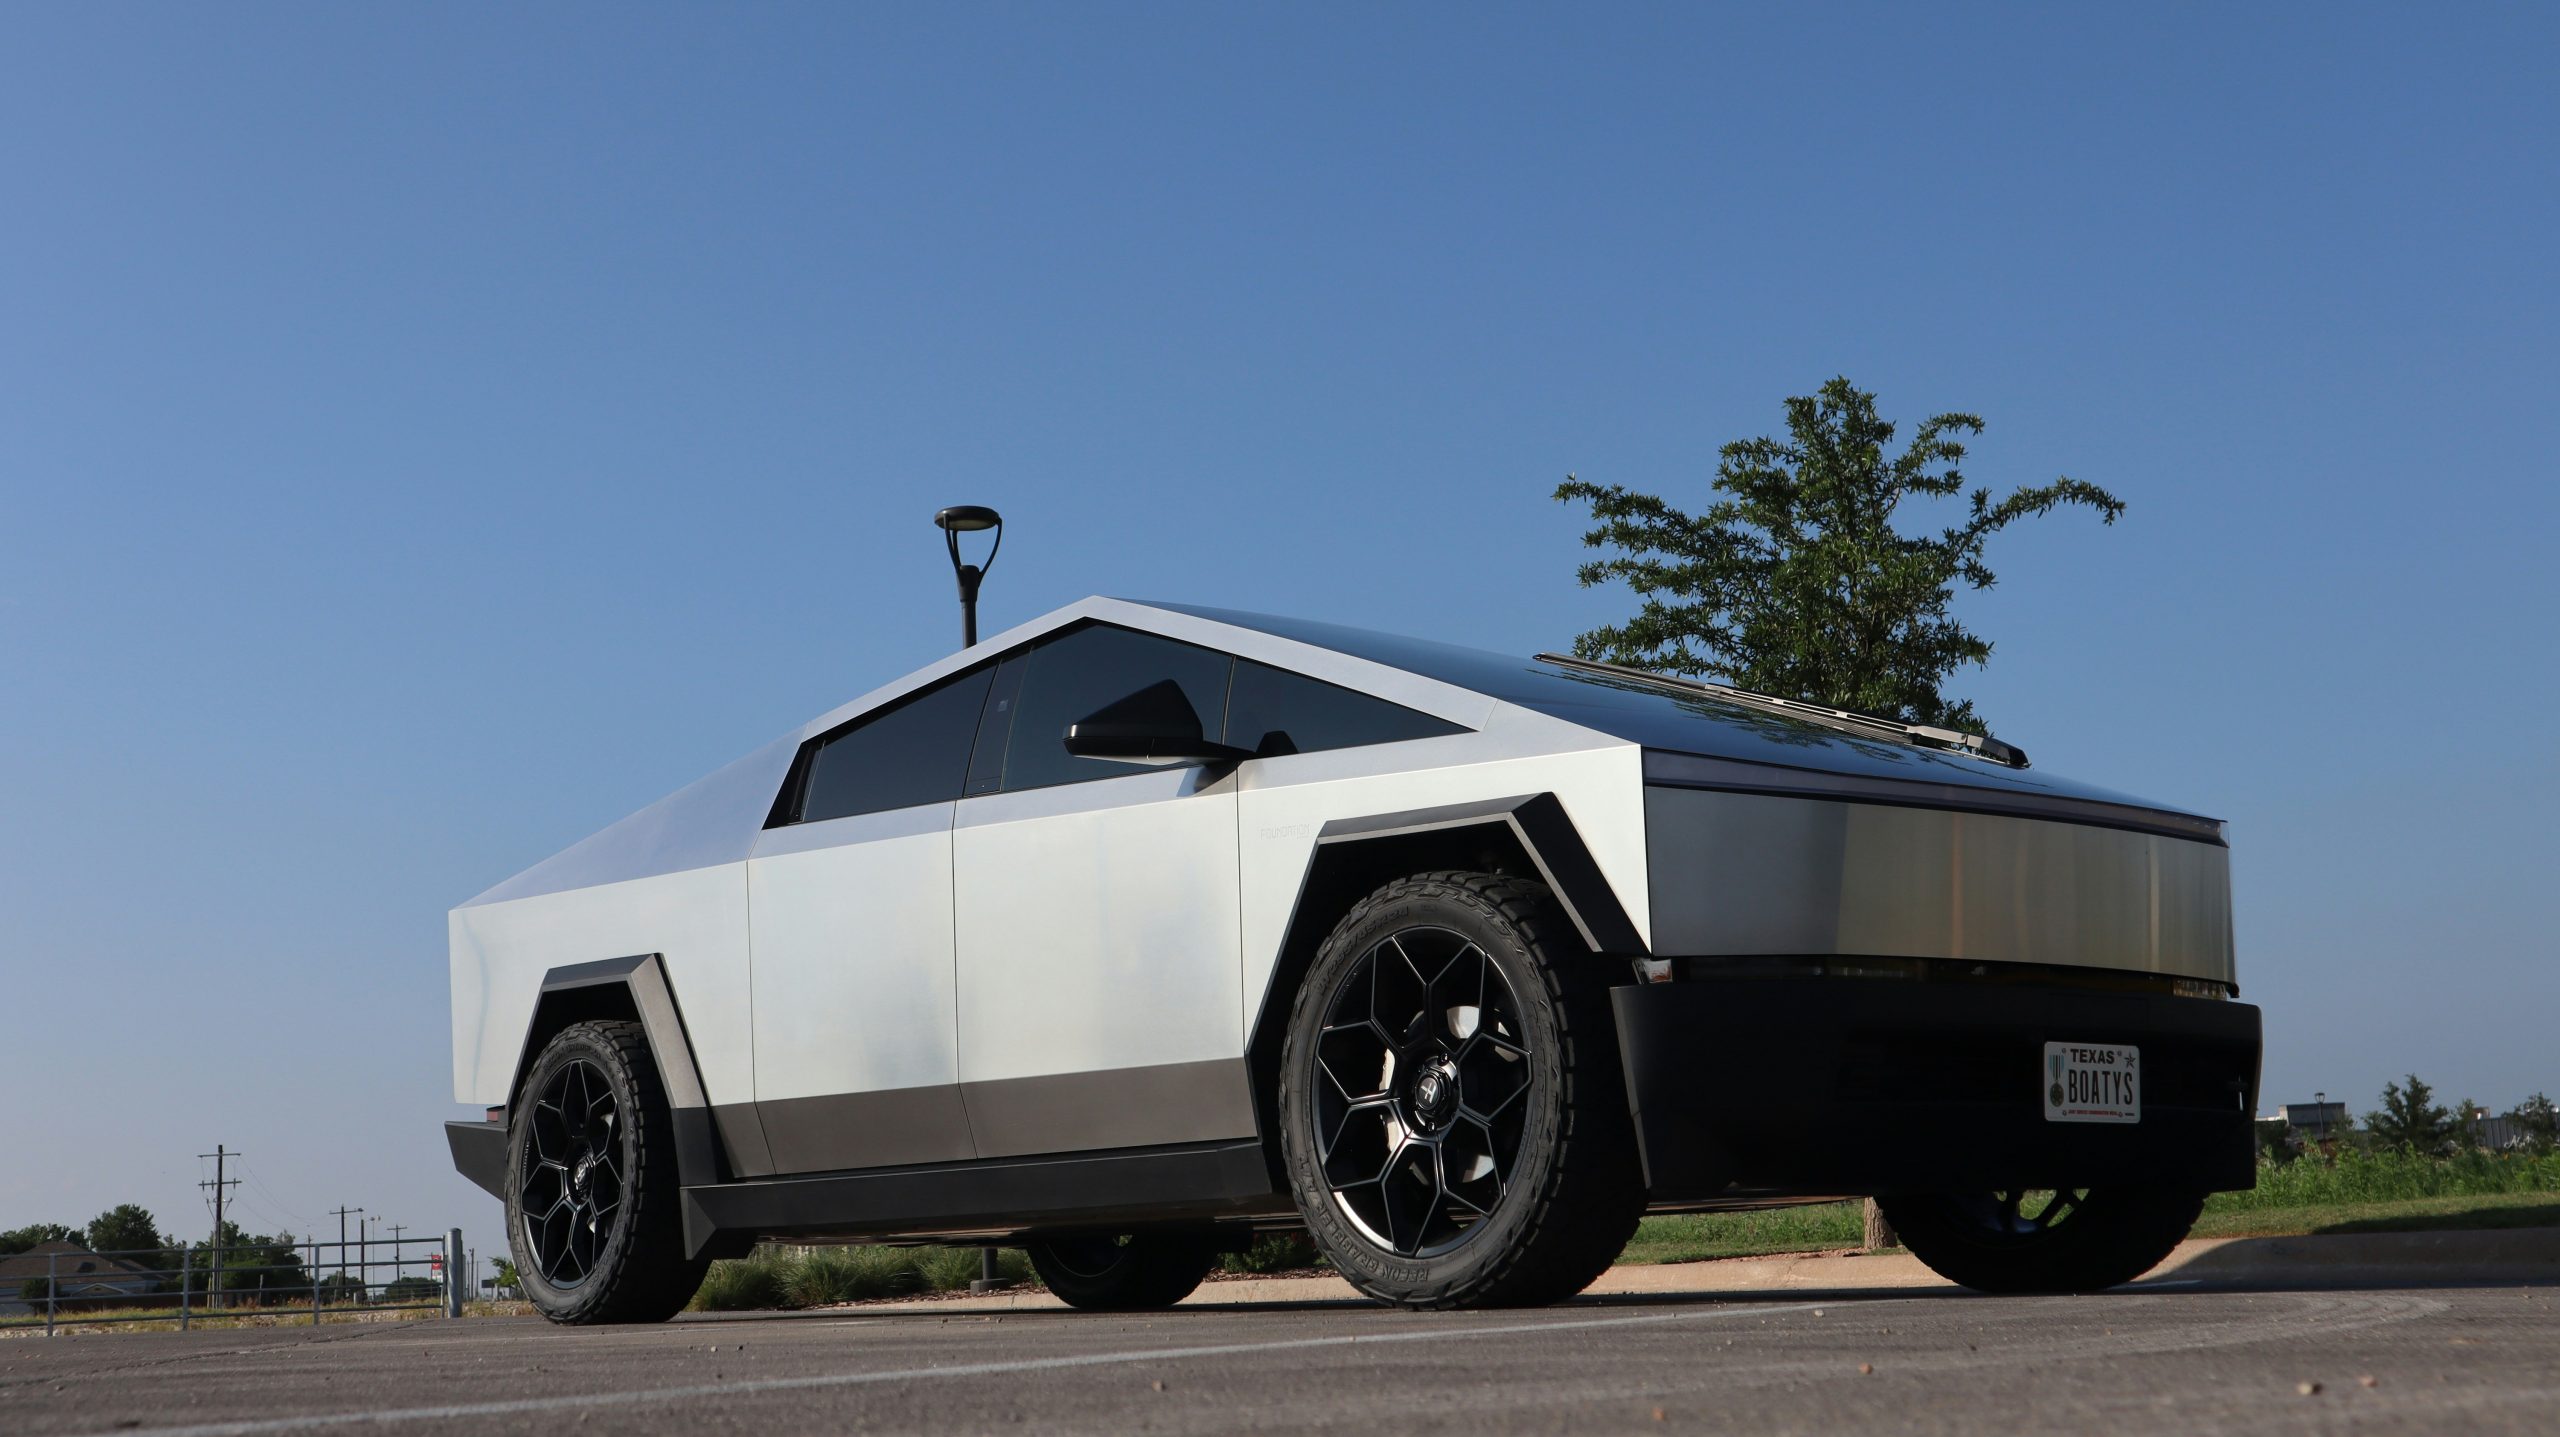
1242, 792, 1643, 1189
503, 955, 742, 1257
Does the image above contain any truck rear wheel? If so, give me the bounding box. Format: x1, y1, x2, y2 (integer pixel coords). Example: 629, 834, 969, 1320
1877, 1186, 2205, 1294
1025, 1230, 1220, 1310
1279, 872, 1643, 1308
507, 1019, 707, 1324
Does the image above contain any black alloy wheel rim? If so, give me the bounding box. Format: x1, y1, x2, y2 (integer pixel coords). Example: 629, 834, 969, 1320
518, 1058, 624, 1288
1310, 926, 1533, 1258
1954, 1188, 2089, 1242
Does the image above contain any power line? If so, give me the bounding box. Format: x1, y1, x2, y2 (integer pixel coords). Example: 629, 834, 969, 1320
238, 1160, 312, 1228
231, 1189, 299, 1238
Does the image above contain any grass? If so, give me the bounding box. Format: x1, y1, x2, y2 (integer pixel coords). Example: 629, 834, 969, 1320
1620, 1203, 1867, 1264
2212, 1146, 2560, 1210
1621, 1148, 2560, 1265
0, 1301, 470, 1337
2195, 1192, 2560, 1238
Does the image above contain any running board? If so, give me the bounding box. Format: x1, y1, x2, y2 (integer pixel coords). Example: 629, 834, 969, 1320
679, 1138, 1282, 1257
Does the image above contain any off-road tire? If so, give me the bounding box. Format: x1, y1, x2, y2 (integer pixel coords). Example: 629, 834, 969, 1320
507, 1019, 708, 1324
1877, 1186, 2206, 1294
1279, 872, 1644, 1308
1025, 1229, 1221, 1311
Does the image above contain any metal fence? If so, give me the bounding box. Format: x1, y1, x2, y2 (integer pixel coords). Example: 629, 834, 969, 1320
1, 1228, 465, 1335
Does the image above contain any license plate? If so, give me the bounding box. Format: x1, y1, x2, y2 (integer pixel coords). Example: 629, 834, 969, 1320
2044, 1041, 2139, 1123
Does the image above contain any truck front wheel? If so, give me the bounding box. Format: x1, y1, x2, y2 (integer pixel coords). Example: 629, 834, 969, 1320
1876, 1186, 2205, 1294
1278, 872, 1644, 1308
507, 1019, 708, 1323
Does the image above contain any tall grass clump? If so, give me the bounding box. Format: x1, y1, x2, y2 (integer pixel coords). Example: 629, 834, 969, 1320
912, 1245, 1033, 1292
689, 1251, 792, 1311
785, 1246, 934, 1305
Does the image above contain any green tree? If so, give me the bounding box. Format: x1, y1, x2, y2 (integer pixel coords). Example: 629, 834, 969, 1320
2365, 1074, 2455, 1156
85, 1204, 165, 1257
1555, 377, 2123, 731
382, 1275, 442, 1304
215, 1233, 310, 1301
316, 1272, 369, 1305
489, 1256, 520, 1291
2515, 1093, 2558, 1154
0, 1222, 78, 1256
176, 1222, 310, 1302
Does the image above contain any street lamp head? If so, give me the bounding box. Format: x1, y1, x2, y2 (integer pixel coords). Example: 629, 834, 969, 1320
933, 505, 1004, 647
935, 505, 1002, 533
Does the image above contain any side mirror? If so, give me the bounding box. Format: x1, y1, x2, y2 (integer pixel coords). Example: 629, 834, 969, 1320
1063, 680, 1253, 767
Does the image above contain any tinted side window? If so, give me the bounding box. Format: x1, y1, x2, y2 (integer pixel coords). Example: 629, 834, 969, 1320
963, 651, 1028, 797
1225, 659, 1466, 757
795, 665, 997, 823
1002, 625, 1233, 791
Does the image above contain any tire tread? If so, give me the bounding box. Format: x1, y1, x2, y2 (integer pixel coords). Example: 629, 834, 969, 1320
1283, 871, 1644, 1309
511, 1019, 708, 1324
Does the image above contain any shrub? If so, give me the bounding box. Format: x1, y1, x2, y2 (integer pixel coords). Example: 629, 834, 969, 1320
913, 1245, 1031, 1292
1221, 1232, 1320, 1274
690, 1245, 1033, 1311
786, 1247, 933, 1305
2210, 1146, 2560, 1213
315, 1273, 369, 1305
688, 1252, 792, 1312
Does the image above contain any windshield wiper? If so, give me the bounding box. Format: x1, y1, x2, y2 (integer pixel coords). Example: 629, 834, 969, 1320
1531, 652, 2031, 769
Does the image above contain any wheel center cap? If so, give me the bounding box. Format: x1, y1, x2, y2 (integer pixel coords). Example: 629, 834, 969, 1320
1408, 1055, 1461, 1130
570, 1147, 597, 1200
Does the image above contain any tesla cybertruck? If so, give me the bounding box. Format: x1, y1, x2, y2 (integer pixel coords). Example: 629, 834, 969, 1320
445, 597, 2258, 1321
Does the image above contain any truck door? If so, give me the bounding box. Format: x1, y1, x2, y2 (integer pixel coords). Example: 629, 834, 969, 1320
949, 624, 1253, 1159
745, 663, 993, 1173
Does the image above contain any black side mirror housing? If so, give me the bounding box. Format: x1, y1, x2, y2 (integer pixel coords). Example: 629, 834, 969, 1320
1063, 680, 1254, 767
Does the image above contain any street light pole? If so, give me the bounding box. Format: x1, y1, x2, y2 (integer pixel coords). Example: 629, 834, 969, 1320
933, 506, 1003, 647
935, 504, 1012, 1291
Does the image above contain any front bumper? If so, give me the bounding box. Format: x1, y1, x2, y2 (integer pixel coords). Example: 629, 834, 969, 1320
1612, 978, 2262, 1199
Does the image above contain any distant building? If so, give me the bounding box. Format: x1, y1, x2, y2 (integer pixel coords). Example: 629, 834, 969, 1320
2279, 1100, 2350, 1139
2470, 1112, 2533, 1150
0, 1241, 163, 1316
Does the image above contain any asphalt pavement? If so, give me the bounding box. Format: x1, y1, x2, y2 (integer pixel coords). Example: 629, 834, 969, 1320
5, 1265, 2557, 1436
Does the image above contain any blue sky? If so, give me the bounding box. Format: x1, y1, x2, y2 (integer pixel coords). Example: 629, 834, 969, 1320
4, 6, 2553, 1251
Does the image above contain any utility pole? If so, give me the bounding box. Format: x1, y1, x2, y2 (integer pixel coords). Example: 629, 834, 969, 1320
198, 1146, 238, 1311
388, 1224, 406, 1284
328, 1206, 364, 1290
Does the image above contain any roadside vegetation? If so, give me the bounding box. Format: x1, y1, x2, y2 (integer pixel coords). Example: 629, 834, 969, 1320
1621, 1147, 2560, 1266
689, 1245, 1033, 1310
687, 1231, 1325, 1312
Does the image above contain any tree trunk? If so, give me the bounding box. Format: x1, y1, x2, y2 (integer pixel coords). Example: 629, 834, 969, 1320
1862, 1199, 1898, 1250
